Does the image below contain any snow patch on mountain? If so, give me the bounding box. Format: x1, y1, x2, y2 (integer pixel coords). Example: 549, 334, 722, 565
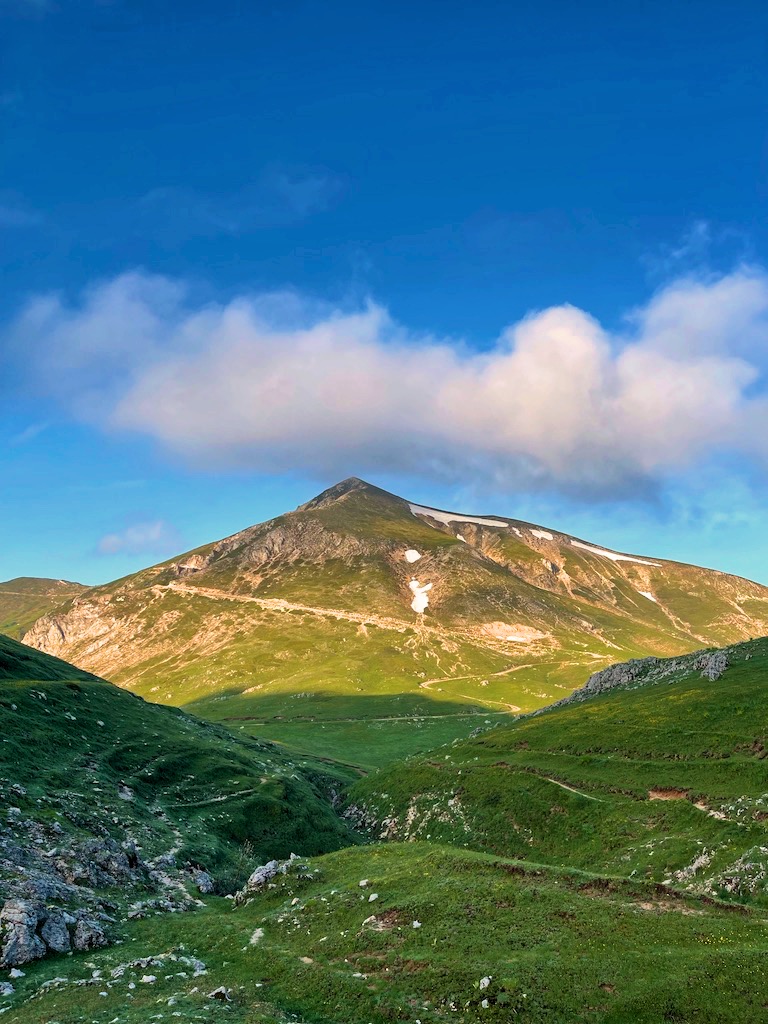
570, 540, 660, 567
408, 504, 509, 529
531, 529, 554, 541
639, 591, 657, 602
409, 579, 433, 614
404, 550, 422, 563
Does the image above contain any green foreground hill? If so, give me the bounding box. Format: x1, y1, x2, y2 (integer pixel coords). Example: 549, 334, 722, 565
0, 633, 355, 904
349, 637, 768, 906
7, 843, 768, 1024
21, 477, 768, 768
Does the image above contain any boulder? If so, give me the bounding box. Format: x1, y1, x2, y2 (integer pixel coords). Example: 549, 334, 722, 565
189, 868, 215, 894
0, 900, 45, 968
72, 918, 107, 952
234, 854, 299, 905
695, 650, 729, 681
40, 911, 71, 953
208, 986, 232, 1001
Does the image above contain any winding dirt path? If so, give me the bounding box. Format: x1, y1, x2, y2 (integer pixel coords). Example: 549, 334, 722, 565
540, 776, 604, 801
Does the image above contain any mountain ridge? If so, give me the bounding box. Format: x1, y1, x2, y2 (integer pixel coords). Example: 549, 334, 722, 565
19, 477, 768, 767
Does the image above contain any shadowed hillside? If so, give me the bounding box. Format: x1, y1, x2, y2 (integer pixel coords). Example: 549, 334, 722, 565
0, 633, 356, 972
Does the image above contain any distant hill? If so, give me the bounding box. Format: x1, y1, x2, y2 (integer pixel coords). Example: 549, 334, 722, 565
22, 477, 768, 767
0, 577, 86, 639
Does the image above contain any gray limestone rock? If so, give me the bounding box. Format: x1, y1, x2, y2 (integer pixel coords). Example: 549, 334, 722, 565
0, 900, 45, 967
72, 918, 107, 952
40, 911, 71, 953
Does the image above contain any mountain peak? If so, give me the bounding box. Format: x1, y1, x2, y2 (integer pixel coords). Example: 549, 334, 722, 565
296, 476, 396, 512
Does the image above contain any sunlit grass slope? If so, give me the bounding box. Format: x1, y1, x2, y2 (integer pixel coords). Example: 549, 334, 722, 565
350, 637, 768, 904
0, 577, 86, 639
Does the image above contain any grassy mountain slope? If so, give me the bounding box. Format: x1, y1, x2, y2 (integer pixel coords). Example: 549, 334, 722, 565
8, 843, 768, 1024
349, 638, 768, 905
6, 631, 768, 1020
23, 478, 768, 767
0, 577, 86, 639
0, 633, 355, 898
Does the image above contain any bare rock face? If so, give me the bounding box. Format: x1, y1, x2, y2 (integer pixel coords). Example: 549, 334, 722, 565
0, 900, 46, 967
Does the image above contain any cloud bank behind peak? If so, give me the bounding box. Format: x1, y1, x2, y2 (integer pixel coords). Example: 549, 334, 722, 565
8, 267, 768, 500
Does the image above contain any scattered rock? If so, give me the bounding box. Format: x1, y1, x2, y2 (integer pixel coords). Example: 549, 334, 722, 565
208, 986, 232, 1001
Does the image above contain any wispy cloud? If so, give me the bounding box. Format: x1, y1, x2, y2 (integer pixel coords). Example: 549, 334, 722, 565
0, 193, 42, 228
134, 164, 345, 240
8, 421, 48, 446
645, 220, 753, 280
96, 520, 179, 556
9, 267, 768, 501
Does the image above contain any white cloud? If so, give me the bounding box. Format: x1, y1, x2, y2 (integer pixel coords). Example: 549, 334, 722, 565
10, 267, 768, 499
97, 520, 179, 556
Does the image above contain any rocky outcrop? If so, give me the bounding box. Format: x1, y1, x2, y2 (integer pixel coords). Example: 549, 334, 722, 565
57, 838, 146, 889
233, 854, 300, 905
0, 897, 112, 966
697, 650, 729, 681
534, 646, 731, 715
0, 804, 204, 967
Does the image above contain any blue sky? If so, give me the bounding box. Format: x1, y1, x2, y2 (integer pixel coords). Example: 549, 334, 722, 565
3, 0, 768, 585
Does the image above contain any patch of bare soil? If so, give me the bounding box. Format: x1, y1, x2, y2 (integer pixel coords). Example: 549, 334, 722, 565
648, 787, 691, 801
